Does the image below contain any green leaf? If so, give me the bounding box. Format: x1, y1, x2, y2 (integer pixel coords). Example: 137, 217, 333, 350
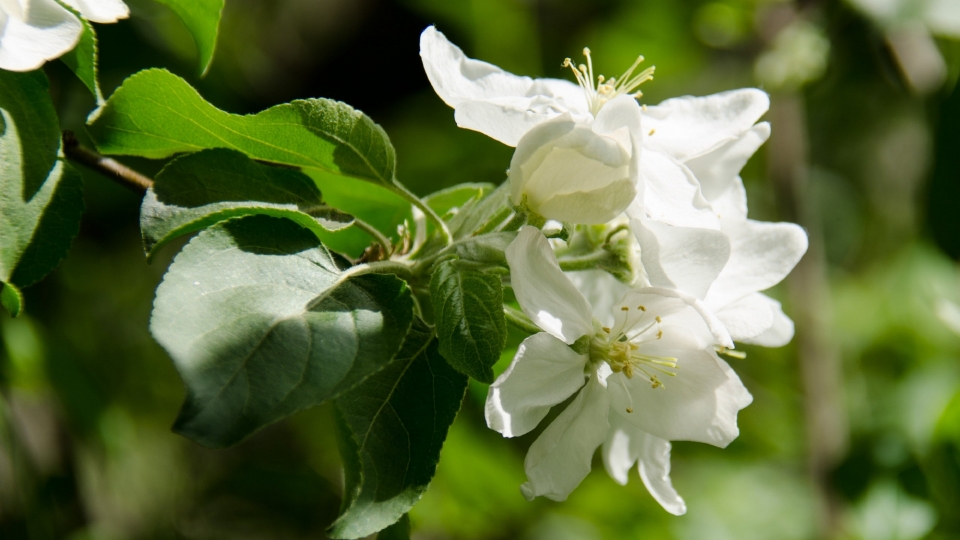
151, 215, 414, 448
425, 183, 494, 217
152, 0, 225, 75
306, 170, 411, 258
141, 148, 353, 259
448, 181, 512, 239
1, 282, 22, 317
87, 69, 397, 186
60, 18, 102, 103
447, 231, 515, 266
429, 260, 506, 383
0, 71, 84, 303
329, 320, 467, 539
376, 515, 411, 540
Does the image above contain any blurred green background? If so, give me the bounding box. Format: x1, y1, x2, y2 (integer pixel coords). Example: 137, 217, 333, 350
3, 0, 960, 538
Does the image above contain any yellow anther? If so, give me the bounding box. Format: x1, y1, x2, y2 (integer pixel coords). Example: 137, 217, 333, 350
657, 330, 663, 339
650, 376, 663, 389
626, 407, 634, 413
621, 306, 629, 311
648, 128, 656, 136
655, 316, 662, 323
638, 305, 646, 311
602, 327, 611, 333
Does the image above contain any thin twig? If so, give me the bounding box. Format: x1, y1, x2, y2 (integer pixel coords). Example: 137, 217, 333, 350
62, 131, 154, 193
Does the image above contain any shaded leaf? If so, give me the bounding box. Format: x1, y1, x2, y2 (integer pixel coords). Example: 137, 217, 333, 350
141, 148, 353, 259
430, 260, 506, 382
151, 215, 414, 448
329, 321, 467, 539
153, 0, 225, 75
0, 71, 84, 312
87, 69, 397, 186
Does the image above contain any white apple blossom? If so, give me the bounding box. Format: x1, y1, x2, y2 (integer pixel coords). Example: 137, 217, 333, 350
508, 94, 642, 224
0, 0, 128, 72
629, 96, 808, 346
487, 226, 752, 510
62, 0, 129, 24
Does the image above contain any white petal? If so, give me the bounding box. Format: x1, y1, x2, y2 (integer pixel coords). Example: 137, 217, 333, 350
510, 114, 638, 223
520, 371, 610, 501
506, 226, 594, 344
644, 89, 770, 161
420, 26, 583, 146
629, 216, 731, 301
61, 0, 128, 23
567, 270, 631, 328
486, 332, 588, 438
705, 220, 808, 309
638, 151, 719, 229
715, 292, 775, 343
601, 415, 686, 515
0, 0, 82, 71
711, 176, 749, 222
534, 177, 637, 225
454, 98, 565, 148
686, 122, 770, 202
609, 347, 750, 447
740, 295, 795, 347
617, 286, 732, 350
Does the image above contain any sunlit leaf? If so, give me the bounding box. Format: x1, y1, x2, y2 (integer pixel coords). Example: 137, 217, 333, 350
87, 69, 397, 186
151, 215, 414, 448
141, 148, 353, 259
60, 18, 102, 102
330, 320, 467, 538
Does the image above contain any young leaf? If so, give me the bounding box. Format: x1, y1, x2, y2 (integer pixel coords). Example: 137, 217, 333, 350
330, 321, 467, 539
141, 148, 353, 259
152, 0, 225, 75
376, 515, 411, 540
0, 71, 84, 316
87, 69, 397, 186
429, 260, 507, 383
424, 183, 494, 217
448, 181, 512, 239
60, 18, 102, 102
151, 215, 414, 448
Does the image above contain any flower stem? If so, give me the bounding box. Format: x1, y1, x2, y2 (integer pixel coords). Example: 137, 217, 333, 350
557, 250, 617, 272
504, 306, 541, 335
351, 218, 392, 254
390, 180, 452, 246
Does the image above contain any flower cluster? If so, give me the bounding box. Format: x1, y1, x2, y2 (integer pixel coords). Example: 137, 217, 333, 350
420, 26, 808, 514
0, 0, 128, 72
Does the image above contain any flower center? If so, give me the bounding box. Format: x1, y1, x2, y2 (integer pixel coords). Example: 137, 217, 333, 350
563, 48, 655, 116
589, 306, 677, 414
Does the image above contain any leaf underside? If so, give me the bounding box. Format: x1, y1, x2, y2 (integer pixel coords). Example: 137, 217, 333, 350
153, 0, 225, 75
141, 148, 353, 258
150, 215, 414, 448
0, 70, 84, 315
